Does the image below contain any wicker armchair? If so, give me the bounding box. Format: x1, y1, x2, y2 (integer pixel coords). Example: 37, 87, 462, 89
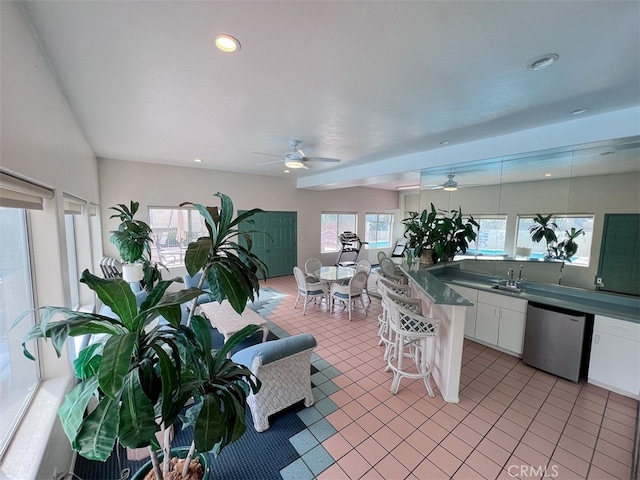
231, 334, 317, 432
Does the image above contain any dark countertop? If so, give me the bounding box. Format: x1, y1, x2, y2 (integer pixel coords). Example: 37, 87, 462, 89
427, 265, 640, 324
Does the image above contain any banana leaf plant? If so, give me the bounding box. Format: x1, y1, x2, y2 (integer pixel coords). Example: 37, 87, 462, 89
529, 213, 558, 259
12, 270, 203, 464
181, 192, 268, 319
552, 227, 585, 261
14, 193, 269, 480
109, 200, 165, 292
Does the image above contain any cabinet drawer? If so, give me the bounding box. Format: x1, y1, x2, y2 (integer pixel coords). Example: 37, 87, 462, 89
478, 290, 527, 313
594, 315, 640, 341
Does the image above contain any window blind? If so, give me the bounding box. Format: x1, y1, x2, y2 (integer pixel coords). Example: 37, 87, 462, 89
0, 171, 54, 210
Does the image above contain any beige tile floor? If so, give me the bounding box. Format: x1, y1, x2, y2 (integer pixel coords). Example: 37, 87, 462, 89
264, 274, 638, 480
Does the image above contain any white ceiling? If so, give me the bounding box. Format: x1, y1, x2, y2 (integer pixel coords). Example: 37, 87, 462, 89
20, 1, 640, 190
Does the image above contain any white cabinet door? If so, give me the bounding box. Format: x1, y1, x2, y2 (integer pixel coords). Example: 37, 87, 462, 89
476, 303, 499, 345
498, 308, 526, 355
448, 284, 478, 338
588, 315, 640, 398
476, 290, 527, 355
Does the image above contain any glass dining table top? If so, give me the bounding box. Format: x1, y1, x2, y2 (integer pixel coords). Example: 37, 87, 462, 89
315, 266, 356, 282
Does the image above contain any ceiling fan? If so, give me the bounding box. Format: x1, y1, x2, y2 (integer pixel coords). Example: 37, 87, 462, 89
253, 140, 341, 169
426, 174, 479, 191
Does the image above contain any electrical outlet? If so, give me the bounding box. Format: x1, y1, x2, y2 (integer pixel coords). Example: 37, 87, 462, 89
595, 276, 603, 285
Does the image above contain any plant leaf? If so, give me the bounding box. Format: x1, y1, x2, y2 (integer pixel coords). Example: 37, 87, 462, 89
80, 270, 137, 330
73, 395, 120, 462
74, 343, 103, 380
58, 376, 100, 444
118, 372, 158, 449
194, 394, 224, 452
99, 332, 137, 398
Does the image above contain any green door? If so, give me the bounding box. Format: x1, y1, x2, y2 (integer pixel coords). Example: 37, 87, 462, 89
240, 211, 297, 279
597, 214, 640, 296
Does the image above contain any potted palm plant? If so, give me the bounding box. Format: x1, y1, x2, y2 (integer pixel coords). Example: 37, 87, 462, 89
14, 193, 268, 480
528, 213, 558, 259
109, 201, 154, 284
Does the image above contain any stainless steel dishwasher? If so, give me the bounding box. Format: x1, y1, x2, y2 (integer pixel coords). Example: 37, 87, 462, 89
522, 302, 593, 382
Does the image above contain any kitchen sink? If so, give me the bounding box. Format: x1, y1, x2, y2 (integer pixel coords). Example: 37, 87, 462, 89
492, 284, 524, 294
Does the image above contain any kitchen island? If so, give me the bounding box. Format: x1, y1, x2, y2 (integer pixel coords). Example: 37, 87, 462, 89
409, 263, 640, 401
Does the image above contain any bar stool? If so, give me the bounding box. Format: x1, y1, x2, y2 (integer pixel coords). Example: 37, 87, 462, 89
377, 276, 414, 361
386, 292, 440, 397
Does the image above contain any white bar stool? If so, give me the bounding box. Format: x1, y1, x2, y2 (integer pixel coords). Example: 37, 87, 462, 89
386, 293, 441, 396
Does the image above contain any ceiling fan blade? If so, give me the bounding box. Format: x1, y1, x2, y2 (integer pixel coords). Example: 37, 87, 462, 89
252, 151, 283, 158
258, 159, 284, 166
429, 185, 444, 190
306, 157, 341, 163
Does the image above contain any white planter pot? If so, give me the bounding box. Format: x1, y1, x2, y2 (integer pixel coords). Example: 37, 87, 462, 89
122, 263, 144, 283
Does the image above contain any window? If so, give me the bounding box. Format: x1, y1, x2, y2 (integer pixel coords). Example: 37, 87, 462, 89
517, 214, 594, 266
467, 215, 507, 256
365, 213, 393, 249
321, 212, 357, 253
148, 207, 209, 266
0, 208, 39, 456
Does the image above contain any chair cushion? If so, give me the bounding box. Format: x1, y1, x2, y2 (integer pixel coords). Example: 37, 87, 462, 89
232, 333, 317, 366
303, 288, 325, 295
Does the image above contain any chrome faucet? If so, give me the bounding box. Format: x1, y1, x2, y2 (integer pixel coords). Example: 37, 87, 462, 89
518, 264, 524, 281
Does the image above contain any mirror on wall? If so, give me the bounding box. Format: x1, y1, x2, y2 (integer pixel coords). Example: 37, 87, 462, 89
416, 135, 640, 289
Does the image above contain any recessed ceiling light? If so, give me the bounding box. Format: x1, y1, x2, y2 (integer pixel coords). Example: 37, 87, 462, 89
544, 173, 553, 177
284, 169, 290, 173
214, 34, 240, 53
396, 185, 420, 191
194, 158, 203, 163
527, 54, 559, 70
440, 140, 451, 145
570, 108, 588, 115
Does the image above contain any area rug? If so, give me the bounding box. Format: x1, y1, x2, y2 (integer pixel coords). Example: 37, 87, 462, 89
73, 287, 314, 480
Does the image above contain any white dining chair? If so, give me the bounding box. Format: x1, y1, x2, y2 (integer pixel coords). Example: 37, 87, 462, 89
329, 270, 369, 321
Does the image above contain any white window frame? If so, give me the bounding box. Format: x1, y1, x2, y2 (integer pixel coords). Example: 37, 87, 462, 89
320, 212, 358, 254
466, 214, 508, 256
364, 213, 394, 249
516, 214, 594, 266
0, 208, 40, 459
148, 207, 209, 267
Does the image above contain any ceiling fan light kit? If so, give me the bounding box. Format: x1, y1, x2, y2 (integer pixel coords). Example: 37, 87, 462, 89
255, 139, 341, 170
285, 159, 305, 169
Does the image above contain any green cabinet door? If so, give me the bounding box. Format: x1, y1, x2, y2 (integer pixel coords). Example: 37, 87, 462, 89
240, 211, 297, 279
598, 214, 640, 296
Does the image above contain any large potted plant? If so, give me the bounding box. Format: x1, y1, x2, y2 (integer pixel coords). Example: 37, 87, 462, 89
402, 204, 479, 264
529, 214, 585, 262
14, 193, 268, 480
528, 213, 558, 259
402, 204, 439, 265
109, 201, 155, 284
431, 206, 479, 263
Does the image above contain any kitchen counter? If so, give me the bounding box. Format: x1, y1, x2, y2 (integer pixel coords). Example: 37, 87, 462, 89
429, 265, 640, 324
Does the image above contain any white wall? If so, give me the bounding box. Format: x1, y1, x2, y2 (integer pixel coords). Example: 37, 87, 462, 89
0, 2, 99, 478
97, 158, 400, 275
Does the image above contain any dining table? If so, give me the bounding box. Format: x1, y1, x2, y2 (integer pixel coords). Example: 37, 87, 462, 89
315, 265, 356, 283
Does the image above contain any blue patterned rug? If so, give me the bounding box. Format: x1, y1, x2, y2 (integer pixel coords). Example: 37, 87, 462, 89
73, 287, 315, 480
